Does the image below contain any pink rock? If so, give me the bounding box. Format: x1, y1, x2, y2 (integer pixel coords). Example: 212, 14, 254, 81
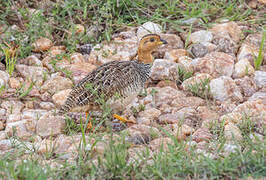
192, 128, 212, 142
32, 37, 53, 52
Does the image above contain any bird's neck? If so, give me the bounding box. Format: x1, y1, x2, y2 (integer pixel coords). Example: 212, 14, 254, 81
137, 49, 153, 64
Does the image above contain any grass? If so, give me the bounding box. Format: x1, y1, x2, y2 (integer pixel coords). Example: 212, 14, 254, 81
254, 30, 265, 70
187, 78, 211, 99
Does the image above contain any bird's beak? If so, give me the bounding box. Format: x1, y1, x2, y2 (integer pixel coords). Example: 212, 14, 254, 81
159, 39, 168, 45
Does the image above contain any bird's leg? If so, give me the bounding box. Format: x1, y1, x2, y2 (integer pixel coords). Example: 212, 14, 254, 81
113, 114, 136, 124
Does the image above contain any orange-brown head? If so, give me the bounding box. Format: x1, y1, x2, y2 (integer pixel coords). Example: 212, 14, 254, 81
137, 34, 167, 63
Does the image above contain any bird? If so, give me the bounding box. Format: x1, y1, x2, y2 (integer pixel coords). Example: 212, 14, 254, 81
58, 34, 167, 130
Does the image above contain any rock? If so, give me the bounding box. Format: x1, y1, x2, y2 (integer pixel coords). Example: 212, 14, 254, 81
248, 92, 266, 104
189, 43, 208, 58
137, 22, 162, 40
197, 106, 219, 128
0, 70, 9, 87
178, 56, 194, 72
224, 123, 243, 141
41, 74, 73, 94
49, 46, 66, 57
210, 22, 243, 43
137, 108, 161, 125
234, 76, 258, 97
153, 86, 185, 107
171, 96, 205, 111
182, 73, 211, 91
78, 44, 93, 55
150, 59, 179, 81
5, 120, 32, 140
32, 37, 53, 52
193, 52, 235, 78
24, 55, 42, 66
212, 36, 237, 54
149, 137, 173, 152
15, 64, 48, 86
6, 114, 21, 123
220, 112, 243, 124
36, 113, 65, 137
233, 99, 265, 118
22, 109, 48, 120
70, 52, 85, 64
37, 139, 55, 154
233, 58, 255, 78
192, 128, 212, 142
127, 147, 152, 165
248, 0, 258, 8
173, 107, 199, 128
210, 76, 243, 102
1, 100, 24, 114
0, 132, 6, 140
190, 30, 213, 44
158, 34, 184, 53
52, 89, 72, 106
258, 0, 266, 4
172, 124, 194, 140
67, 63, 97, 83
254, 71, 266, 89
164, 49, 188, 62
219, 100, 237, 114
39, 102, 55, 110
0, 139, 12, 151
0, 121, 4, 130
8, 77, 21, 89
124, 124, 159, 145
156, 80, 177, 89
158, 113, 179, 124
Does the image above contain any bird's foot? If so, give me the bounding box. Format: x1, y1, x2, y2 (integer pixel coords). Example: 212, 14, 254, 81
113, 114, 136, 124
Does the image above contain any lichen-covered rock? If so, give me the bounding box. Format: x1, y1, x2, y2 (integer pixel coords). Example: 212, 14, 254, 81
36, 113, 65, 137
52, 89, 72, 106
32, 37, 53, 52
0, 70, 9, 87
212, 36, 237, 54
41, 74, 73, 94
254, 71, 266, 89
150, 59, 179, 81
233, 58, 255, 78
15, 64, 48, 86
224, 123, 243, 142
189, 30, 213, 44
137, 22, 162, 40
193, 52, 235, 78
210, 76, 243, 102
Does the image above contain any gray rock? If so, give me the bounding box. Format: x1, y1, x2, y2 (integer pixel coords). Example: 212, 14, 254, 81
150, 59, 179, 81
254, 71, 266, 89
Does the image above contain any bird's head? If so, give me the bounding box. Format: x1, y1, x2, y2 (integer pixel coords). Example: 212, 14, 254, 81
137, 34, 167, 63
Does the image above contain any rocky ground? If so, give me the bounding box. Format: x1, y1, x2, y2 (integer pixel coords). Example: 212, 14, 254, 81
0, 18, 265, 178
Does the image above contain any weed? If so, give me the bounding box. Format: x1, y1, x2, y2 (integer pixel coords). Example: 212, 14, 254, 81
254, 30, 265, 70
0, 43, 18, 76
187, 78, 211, 99
177, 66, 193, 84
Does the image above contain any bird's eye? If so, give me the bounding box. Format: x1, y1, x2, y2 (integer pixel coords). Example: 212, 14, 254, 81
150, 38, 155, 42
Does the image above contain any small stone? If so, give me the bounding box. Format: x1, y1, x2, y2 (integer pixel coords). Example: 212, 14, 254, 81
210, 76, 243, 102
15, 64, 48, 86
5, 120, 32, 140
258, 0, 266, 4
78, 44, 93, 55
149, 137, 173, 152
248, 92, 266, 104
192, 128, 212, 142
234, 76, 258, 97
137, 22, 162, 40
182, 73, 211, 91
150, 59, 179, 81
52, 89, 72, 106
0, 70, 9, 87
254, 71, 266, 89
248, 0, 257, 8
6, 114, 21, 123
172, 124, 194, 140
212, 36, 237, 54
8, 77, 21, 89
224, 123, 243, 141
158, 34, 184, 52
32, 37, 53, 52
158, 113, 179, 124
164, 49, 188, 62
36, 113, 65, 137
156, 80, 177, 89
39, 102, 55, 110
189, 43, 208, 58
25, 55, 42, 66
233, 58, 255, 78
37, 139, 56, 154
22, 109, 48, 120
137, 108, 161, 125
178, 56, 194, 72
210, 22, 243, 43
1, 100, 24, 114
233, 99, 265, 118
0, 121, 4, 130
0, 132, 6, 140
41, 74, 73, 94
173, 107, 199, 128
219, 100, 237, 114
193, 52, 235, 78
197, 106, 219, 128
0, 139, 12, 151
70, 52, 85, 64
49, 46, 66, 56
68, 63, 97, 83
190, 30, 213, 44
171, 96, 205, 111
220, 112, 243, 124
